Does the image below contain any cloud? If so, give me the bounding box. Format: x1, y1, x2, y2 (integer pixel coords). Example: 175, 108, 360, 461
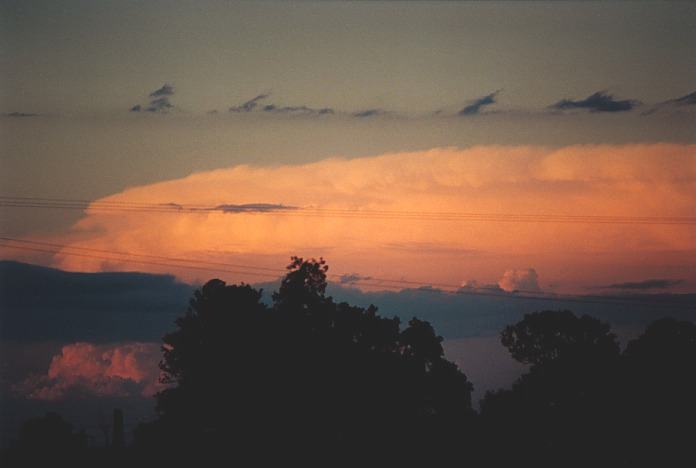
229, 94, 270, 112
643, 91, 696, 115
146, 97, 173, 113
3, 112, 40, 118
129, 84, 176, 113
339, 273, 372, 285
13, 144, 696, 293
0, 261, 190, 342
458, 90, 501, 116
352, 109, 386, 118
262, 104, 334, 116
602, 279, 684, 291
15, 342, 162, 400
497, 269, 541, 293
149, 84, 175, 98
551, 91, 639, 112
228, 95, 334, 116
670, 91, 696, 106
212, 203, 296, 213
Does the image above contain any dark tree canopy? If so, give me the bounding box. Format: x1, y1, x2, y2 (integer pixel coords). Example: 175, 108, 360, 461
500, 310, 619, 366
136, 257, 473, 464
482, 310, 696, 467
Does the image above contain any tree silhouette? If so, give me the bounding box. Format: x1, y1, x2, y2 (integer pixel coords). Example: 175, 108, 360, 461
1, 412, 89, 467
618, 318, 696, 464
481, 311, 622, 466
136, 257, 473, 464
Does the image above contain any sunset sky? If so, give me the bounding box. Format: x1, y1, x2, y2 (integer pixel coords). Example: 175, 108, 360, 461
1, 0, 695, 444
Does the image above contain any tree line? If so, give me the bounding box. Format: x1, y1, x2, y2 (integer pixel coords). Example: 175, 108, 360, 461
3, 257, 695, 467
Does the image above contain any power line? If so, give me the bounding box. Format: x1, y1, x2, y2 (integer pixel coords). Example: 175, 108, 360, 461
2, 196, 695, 225
1, 237, 692, 310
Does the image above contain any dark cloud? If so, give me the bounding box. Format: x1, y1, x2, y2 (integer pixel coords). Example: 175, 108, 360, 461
149, 84, 175, 98
229, 94, 270, 112
3, 112, 39, 118
338, 273, 372, 285
146, 97, 173, 113
602, 279, 684, 291
670, 91, 696, 106
642, 91, 696, 115
262, 104, 334, 116
212, 203, 297, 213
551, 91, 639, 113
129, 84, 176, 113
228, 95, 333, 116
458, 90, 500, 116
352, 109, 385, 118
0, 261, 190, 342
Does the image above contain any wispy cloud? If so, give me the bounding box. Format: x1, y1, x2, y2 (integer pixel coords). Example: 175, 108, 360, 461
3, 112, 40, 118
146, 97, 174, 113
670, 91, 696, 106
550, 91, 639, 113
458, 90, 501, 116
262, 104, 334, 115
229, 94, 333, 116
130, 84, 176, 113
643, 91, 696, 115
352, 108, 386, 118
229, 94, 270, 112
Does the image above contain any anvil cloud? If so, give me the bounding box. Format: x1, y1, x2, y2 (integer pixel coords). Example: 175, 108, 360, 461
17, 144, 695, 293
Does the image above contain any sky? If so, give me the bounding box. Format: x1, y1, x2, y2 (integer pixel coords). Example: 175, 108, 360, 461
1, 0, 695, 444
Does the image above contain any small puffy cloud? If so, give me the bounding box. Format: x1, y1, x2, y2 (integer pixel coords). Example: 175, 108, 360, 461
551, 91, 639, 113
229, 94, 270, 112
602, 279, 684, 291
458, 90, 500, 116
15, 342, 162, 400
149, 84, 175, 98
498, 269, 541, 293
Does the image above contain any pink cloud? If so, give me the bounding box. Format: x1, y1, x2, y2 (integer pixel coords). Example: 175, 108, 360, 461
16, 342, 163, 400
8, 144, 696, 293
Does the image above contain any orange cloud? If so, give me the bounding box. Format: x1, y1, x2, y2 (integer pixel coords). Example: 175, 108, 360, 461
16, 342, 162, 400
25, 144, 696, 293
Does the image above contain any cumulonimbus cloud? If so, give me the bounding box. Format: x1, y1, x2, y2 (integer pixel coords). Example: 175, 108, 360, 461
12, 144, 695, 294
498, 269, 541, 293
15, 342, 162, 400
